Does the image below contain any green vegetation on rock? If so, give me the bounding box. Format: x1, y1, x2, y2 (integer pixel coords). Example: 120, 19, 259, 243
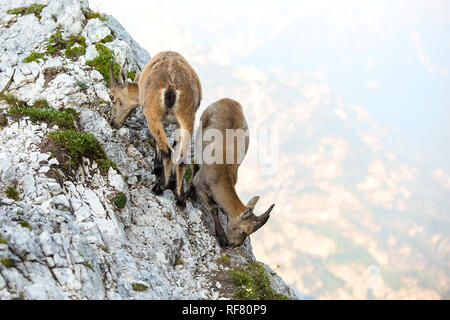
113, 192, 127, 209
86, 44, 119, 86
7, 4, 46, 19
8, 105, 77, 129
5, 186, 20, 201
47, 129, 117, 173
23, 51, 46, 63
228, 262, 290, 300
131, 282, 148, 292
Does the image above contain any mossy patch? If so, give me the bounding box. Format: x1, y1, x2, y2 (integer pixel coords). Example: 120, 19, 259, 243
1, 258, 13, 268
228, 262, 290, 300
0, 93, 25, 108
131, 283, 148, 292
174, 257, 184, 266
86, 43, 119, 86
23, 51, 46, 63
7, 4, 46, 19
100, 35, 114, 44
18, 220, 32, 231
46, 129, 117, 175
5, 186, 20, 201
77, 81, 88, 90
46, 28, 87, 59
7, 105, 77, 129
84, 261, 94, 270
113, 192, 127, 209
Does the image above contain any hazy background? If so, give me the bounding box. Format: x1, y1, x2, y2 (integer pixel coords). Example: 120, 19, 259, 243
90, 0, 450, 299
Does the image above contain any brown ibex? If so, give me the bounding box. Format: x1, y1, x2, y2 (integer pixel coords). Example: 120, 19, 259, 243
108, 51, 202, 206
190, 98, 274, 247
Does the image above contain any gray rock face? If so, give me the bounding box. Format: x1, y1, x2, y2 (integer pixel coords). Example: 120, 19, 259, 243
0, 0, 297, 300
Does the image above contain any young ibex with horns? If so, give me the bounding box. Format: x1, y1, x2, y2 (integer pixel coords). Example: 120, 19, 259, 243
108, 51, 202, 206
190, 98, 274, 247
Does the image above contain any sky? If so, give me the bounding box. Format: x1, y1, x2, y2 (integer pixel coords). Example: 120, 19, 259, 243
90, 0, 450, 299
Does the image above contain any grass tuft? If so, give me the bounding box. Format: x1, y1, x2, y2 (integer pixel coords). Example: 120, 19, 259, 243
1, 258, 13, 268
217, 255, 231, 267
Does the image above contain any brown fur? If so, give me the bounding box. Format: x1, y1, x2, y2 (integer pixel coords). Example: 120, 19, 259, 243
109, 51, 202, 206
191, 98, 274, 247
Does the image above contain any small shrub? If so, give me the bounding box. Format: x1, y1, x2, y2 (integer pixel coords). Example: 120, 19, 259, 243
113, 192, 127, 209
5, 187, 19, 201
131, 283, 148, 292
23, 51, 45, 63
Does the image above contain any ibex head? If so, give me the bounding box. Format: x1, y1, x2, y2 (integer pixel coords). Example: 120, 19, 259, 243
226, 196, 275, 247
108, 61, 140, 128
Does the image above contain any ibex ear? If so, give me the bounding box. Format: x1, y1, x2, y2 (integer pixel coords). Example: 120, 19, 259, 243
133, 72, 141, 83
118, 64, 128, 88
246, 196, 260, 208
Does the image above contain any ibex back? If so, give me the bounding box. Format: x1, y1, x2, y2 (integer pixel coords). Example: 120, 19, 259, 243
109, 51, 202, 206
190, 98, 274, 247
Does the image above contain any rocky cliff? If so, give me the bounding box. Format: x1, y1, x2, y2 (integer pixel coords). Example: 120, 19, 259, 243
0, 0, 297, 300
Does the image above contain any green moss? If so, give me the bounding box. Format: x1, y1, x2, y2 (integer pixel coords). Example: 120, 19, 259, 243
7, 4, 46, 19
113, 192, 127, 209
174, 258, 184, 266
11, 294, 24, 300
8, 106, 77, 129
18, 221, 32, 231
1, 258, 13, 268
5, 187, 19, 201
23, 51, 46, 63
217, 255, 231, 267
64, 35, 87, 59
100, 35, 114, 43
51, 14, 57, 22
228, 262, 290, 300
47, 129, 115, 173
86, 43, 119, 86
131, 283, 148, 292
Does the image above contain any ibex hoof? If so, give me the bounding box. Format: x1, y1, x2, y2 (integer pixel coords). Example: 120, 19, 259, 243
152, 183, 163, 195
176, 198, 186, 208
